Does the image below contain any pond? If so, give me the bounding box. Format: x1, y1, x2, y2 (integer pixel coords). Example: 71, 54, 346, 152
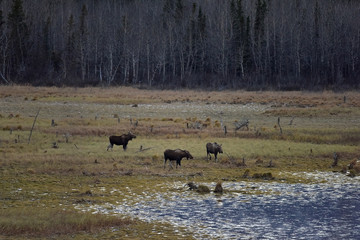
81, 172, 360, 239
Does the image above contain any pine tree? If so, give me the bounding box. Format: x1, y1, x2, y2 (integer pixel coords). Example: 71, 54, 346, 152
254, 0, 267, 44
0, 0, 7, 83
7, 0, 28, 77
162, 0, 174, 29
175, 0, 184, 22
230, 0, 247, 78
254, 0, 267, 79
313, 1, 321, 78
79, 4, 88, 82
64, 14, 76, 81
197, 6, 206, 39
0, 0, 3, 29
43, 17, 51, 62
196, 5, 206, 78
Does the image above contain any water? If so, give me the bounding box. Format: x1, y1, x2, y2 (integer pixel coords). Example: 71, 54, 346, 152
84, 172, 360, 239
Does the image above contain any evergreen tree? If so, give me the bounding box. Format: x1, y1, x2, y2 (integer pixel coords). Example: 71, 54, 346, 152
64, 14, 76, 81
244, 16, 251, 71
162, 0, 174, 29
196, 5, 206, 79
0, 0, 3, 29
230, 0, 247, 78
254, 0, 267, 79
43, 17, 51, 62
7, 0, 29, 78
0, 0, 7, 83
175, 0, 184, 22
79, 4, 89, 82
313, 1, 321, 77
254, 0, 267, 44
197, 6, 206, 40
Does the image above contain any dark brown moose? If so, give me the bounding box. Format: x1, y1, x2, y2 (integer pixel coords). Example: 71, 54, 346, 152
206, 142, 223, 162
164, 149, 193, 169
107, 132, 136, 151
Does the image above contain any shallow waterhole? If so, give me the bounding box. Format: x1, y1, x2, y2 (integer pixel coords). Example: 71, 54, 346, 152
76, 172, 360, 239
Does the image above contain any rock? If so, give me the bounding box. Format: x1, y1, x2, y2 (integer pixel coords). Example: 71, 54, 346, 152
187, 182, 198, 190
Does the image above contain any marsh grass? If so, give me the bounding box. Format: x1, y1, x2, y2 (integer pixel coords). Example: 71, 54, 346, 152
2, 86, 360, 107
1, 86, 360, 238
0, 208, 132, 237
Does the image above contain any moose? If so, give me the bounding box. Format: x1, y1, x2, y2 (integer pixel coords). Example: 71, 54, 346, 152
164, 149, 193, 169
206, 142, 223, 162
107, 132, 136, 151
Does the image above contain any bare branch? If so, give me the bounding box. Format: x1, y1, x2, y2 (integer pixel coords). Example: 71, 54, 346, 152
28, 108, 40, 144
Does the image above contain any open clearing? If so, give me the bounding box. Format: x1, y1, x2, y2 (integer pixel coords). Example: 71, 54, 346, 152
1, 86, 360, 239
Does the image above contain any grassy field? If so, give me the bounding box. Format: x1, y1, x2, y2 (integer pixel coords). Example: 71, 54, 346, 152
1, 86, 360, 239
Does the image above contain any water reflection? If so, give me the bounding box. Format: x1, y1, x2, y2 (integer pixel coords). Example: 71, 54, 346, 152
87, 172, 360, 239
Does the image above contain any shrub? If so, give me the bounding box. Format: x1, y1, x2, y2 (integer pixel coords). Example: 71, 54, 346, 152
214, 121, 221, 128
348, 169, 357, 178
242, 169, 250, 178
252, 172, 274, 180
196, 185, 210, 193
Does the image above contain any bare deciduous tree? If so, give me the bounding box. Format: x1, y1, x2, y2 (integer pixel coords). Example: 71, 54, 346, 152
0, 0, 358, 89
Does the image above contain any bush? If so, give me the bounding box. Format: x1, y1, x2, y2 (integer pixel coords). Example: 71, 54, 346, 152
196, 185, 210, 193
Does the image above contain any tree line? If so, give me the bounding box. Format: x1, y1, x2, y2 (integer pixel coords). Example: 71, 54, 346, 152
0, 0, 359, 90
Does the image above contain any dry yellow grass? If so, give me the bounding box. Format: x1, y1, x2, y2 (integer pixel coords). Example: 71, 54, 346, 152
1, 85, 359, 106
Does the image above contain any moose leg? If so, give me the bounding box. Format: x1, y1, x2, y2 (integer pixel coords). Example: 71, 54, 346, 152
107, 143, 113, 151
207, 151, 211, 161
176, 159, 180, 168
123, 144, 127, 151
214, 153, 218, 162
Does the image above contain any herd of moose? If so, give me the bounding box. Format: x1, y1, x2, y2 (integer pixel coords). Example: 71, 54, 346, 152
107, 132, 223, 169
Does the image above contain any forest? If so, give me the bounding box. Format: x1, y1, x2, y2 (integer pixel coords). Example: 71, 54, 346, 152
0, 0, 359, 90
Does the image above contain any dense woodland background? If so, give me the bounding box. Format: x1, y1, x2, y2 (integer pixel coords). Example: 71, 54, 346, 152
0, 0, 359, 90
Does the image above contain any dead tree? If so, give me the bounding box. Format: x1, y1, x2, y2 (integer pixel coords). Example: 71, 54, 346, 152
289, 117, 295, 125
28, 108, 40, 144
238, 157, 247, 167
136, 145, 155, 153
63, 133, 71, 143
277, 117, 283, 135
268, 159, 274, 168
234, 119, 249, 132
331, 152, 339, 167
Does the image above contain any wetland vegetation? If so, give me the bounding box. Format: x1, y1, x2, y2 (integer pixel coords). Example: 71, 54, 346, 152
1, 86, 360, 239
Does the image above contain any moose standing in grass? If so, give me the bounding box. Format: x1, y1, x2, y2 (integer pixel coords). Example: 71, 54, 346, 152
206, 142, 223, 162
164, 149, 193, 169
107, 132, 136, 151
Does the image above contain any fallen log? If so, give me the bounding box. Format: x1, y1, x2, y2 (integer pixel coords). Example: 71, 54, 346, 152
234, 119, 249, 131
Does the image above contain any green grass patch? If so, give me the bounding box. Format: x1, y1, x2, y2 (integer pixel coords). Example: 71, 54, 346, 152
0, 208, 132, 238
